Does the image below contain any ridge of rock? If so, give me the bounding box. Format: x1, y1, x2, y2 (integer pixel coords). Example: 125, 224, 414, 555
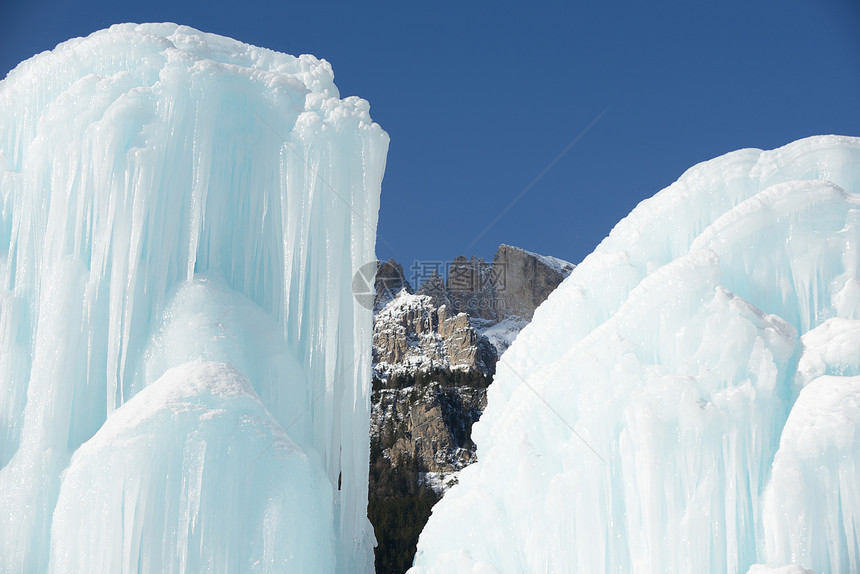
367, 244, 574, 573
369, 243, 574, 478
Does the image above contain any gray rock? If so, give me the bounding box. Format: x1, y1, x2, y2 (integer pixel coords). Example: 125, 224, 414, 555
372, 293, 496, 378
446, 256, 498, 321
374, 259, 413, 311
370, 245, 573, 479
492, 244, 573, 320
415, 270, 450, 308
371, 382, 486, 474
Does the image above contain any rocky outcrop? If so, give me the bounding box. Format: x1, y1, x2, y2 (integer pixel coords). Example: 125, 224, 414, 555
369, 244, 573, 477
375, 259, 413, 311
426, 245, 574, 323
446, 256, 497, 320
492, 244, 574, 320
367, 244, 574, 573
371, 383, 486, 474
372, 293, 497, 380
415, 270, 450, 308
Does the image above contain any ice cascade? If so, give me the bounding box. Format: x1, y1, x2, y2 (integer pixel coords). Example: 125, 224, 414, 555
411, 136, 860, 574
0, 23, 388, 573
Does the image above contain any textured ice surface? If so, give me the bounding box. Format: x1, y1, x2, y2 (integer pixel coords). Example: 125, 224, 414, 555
0, 23, 387, 573
746, 567, 817, 574
50, 361, 334, 573
411, 136, 860, 574
762, 375, 860, 573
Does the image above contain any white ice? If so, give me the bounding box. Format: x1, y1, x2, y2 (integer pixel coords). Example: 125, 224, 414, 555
411, 136, 860, 574
0, 23, 387, 573
49, 360, 334, 573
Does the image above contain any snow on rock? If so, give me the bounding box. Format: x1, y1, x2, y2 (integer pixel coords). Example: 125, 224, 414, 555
419, 471, 464, 496
470, 315, 529, 357
410, 136, 860, 574
0, 23, 387, 573
501, 244, 575, 277
373, 292, 496, 380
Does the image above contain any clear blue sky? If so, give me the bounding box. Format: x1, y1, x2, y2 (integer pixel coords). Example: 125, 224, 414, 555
3, 1, 859, 271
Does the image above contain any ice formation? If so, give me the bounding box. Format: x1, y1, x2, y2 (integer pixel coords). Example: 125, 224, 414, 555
0, 23, 387, 573
411, 136, 860, 574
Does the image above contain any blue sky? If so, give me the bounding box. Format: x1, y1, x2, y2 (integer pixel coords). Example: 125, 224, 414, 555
3, 1, 859, 273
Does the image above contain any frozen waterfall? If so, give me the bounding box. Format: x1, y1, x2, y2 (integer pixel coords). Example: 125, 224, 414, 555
410, 136, 860, 574
0, 23, 388, 573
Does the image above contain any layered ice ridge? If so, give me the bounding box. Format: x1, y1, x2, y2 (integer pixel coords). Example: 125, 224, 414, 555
411, 136, 860, 574
0, 23, 387, 573
49, 361, 334, 573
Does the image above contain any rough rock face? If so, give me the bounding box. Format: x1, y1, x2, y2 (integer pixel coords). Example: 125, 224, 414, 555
446, 256, 497, 321
415, 271, 450, 308
375, 259, 413, 311
371, 383, 486, 474
369, 244, 573, 478
367, 245, 574, 573
493, 244, 574, 320
372, 293, 497, 379
437, 246, 573, 323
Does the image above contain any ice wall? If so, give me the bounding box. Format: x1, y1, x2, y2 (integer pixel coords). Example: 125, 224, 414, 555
411, 136, 860, 574
0, 23, 388, 573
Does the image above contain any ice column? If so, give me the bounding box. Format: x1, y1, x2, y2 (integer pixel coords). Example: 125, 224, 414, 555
0, 23, 387, 573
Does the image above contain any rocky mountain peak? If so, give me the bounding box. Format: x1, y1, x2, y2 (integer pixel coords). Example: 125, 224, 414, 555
373, 245, 575, 368
375, 259, 413, 311
372, 292, 497, 381
370, 244, 575, 471
368, 244, 575, 573
414, 270, 450, 308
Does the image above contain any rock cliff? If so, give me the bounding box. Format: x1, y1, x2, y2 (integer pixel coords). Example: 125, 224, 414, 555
373, 293, 497, 381
370, 244, 573, 481
367, 244, 573, 573
492, 244, 574, 320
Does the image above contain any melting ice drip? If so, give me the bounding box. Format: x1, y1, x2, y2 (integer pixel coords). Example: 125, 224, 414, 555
412, 136, 860, 574
0, 24, 388, 573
